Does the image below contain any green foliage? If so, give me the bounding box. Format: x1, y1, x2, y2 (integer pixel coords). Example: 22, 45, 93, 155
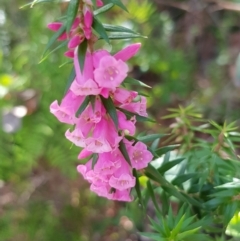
141, 205, 209, 241
140, 105, 240, 240
2, 0, 240, 240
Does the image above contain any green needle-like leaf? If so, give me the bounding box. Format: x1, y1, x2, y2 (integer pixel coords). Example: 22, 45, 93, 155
103, 24, 137, 34
42, 23, 66, 57
171, 173, 201, 186
39, 40, 67, 63
64, 67, 75, 95
133, 169, 145, 208
78, 39, 88, 72
76, 96, 90, 117
155, 145, 180, 157
64, 68, 76, 95
104, 0, 128, 12
100, 96, 118, 128
92, 17, 109, 43
137, 134, 167, 143
105, 33, 146, 40
158, 158, 185, 174
147, 181, 162, 215
119, 140, 131, 166
123, 77, 152, 88
94, 3, 114, 15
92, 153, 99, 169
66, 0, 80, 34
20, 0, 54, 8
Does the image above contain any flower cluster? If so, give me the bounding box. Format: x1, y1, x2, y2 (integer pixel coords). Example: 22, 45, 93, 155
49, 1, 153, 202
48, 0, 103, 58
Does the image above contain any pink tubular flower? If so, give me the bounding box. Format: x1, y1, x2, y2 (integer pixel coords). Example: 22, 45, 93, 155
71, 49, 102, 96
50, 91, 84, 125
96, 0, 103, 7
78, 149, 92, 159
85, 116, 122, 153
127, 141, 153, 170
94, 152, 121, 176
68, 35, 84, 49
70, 79, 101, 96
117, 111, 136, 136
120, 96, 148, 117
93, 50, 109, 68
76, 149, 135, 202
111, 189, 133, 202
47, 17, 81, 41
65, 128, 86, 148
114, 43, 141, 62
113, 88, 138, 105
77, 159, 92, 180
48, 13, 151, 202
64, 50, 74, 58
47, 22, 62, 31
94, 55, 128, 91
83, 7, 93, 39
74, 50, 94, 84
90, 183, 113, 199
109, 160, 135, 191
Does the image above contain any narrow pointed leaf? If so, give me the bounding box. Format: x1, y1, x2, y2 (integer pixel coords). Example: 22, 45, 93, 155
43, 23, 66, 57
223, 202, 238, 225
92, 17, 109, 43
103, 24, 137, 34
124, 77, 152, 88
78, 39, 88, 72
171, 173, 200, 186
133, 169, 144, 208
76, 96, 90, 116
158, 158, 185, 174
89, 95, 96, 111
100, 96, 118, 128
177, 227, 201, 240
66, 0, 80, 34
136, 114, 155, 123
105, 0, 128, 12
119, 140, 131, 166
137, 134, 167, 143
145, 165, 197, 205
151, 138, 160, 150
105, 33, 146, 40
20, 0, 53, 8
118, 108, 155, 123
94, 3, 114, 15
59, 60, 72, 68
40, 40, 67, 63
148, 216, 162, 232
147, 181, 162, 214
92, 153, 99, 169
155, 144, 180, 156
64, 67, 75, 95
161, 191, 169, 215
172, 214, 185, 236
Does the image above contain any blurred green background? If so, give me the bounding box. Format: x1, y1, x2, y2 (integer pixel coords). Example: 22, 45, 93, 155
1, 0, 240, 240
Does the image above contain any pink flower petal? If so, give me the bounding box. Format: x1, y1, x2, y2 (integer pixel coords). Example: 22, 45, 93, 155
64, 50, 74, 58
78, 149, 93, 159
109, 173, 136, 191
114, 43, 141, 62
47, 22, 62, 31
68, 35, 84, 49
70, 79, 101, 96
84, 9, 93, 28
